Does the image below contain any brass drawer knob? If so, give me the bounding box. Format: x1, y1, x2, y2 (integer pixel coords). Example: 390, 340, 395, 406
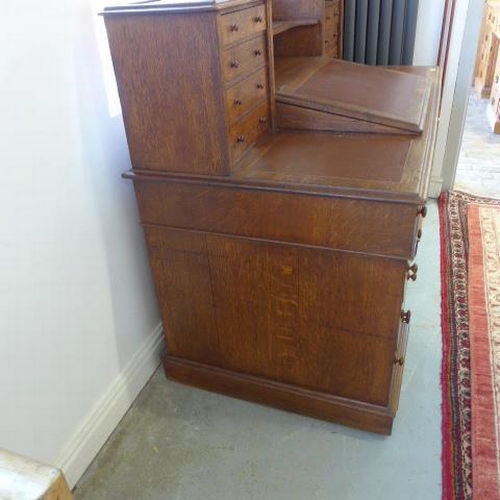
254, 15, 263, 23
406, 263, 418, 282
259, 116, 267, 123
394, 356, 405, 366
234, 99, 243, 105
256, 83, 264, 89
417, 205, 427, 218
230, 23, 239, 32
230, 60, 240, 68
254, 49, 262, 56
236, 135, 246, 143
401, 310, 411, 324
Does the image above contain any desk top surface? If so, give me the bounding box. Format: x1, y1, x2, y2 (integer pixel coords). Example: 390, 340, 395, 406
231, 66, 440, 203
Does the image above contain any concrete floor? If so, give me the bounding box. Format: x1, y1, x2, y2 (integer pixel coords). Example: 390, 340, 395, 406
455, 91, 500, 197
74, 203, 442, 500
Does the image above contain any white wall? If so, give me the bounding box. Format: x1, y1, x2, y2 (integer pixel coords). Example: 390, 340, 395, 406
412, 0, 485, 195
431, 0, 485, 193
0, 0, 162, 487
413, 0, 446, 65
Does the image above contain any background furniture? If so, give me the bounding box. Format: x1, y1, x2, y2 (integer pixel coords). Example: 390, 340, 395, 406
486, 52, 500, 134
0, 449, 73, 500
324, 0, 343, 57
474, 0, 500, 133
474, 0, 500, 99
487, 31, 500, 133
103, 0, 439, 434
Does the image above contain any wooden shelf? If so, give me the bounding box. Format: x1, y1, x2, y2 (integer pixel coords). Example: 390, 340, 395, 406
272, 19, 319, 36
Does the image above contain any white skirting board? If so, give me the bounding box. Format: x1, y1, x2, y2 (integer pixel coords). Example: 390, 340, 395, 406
55, 323, 165, 488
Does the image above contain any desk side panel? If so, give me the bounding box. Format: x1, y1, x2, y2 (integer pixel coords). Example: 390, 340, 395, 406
104, 13, 229, 175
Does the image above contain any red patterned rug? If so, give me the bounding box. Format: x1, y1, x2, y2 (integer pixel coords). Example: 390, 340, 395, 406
440, 191, 500, 500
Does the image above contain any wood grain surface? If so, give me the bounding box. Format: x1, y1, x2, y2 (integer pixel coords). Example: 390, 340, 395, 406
276, 58, 431, 133
134, 180, 421, 258
104, 13, 230, 174
164, 356, 396, 434
103, 0, 439, 433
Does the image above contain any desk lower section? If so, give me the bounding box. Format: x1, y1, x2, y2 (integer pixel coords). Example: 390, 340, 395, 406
143, 218, 414, 434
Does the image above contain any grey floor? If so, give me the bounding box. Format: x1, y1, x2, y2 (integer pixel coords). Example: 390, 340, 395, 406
74, 200, 442, 500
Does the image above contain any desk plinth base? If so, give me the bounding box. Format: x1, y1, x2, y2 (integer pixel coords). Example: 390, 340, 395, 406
164, 355, 395, 435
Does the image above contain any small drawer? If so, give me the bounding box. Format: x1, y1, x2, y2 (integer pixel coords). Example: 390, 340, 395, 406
331, 42, 339, 58
487, 7, 498, 28
324, 27, 339, 57
324, 39, 335, 57
332, 3, 341, 20
325, 5, 335, 21
325, 6, 340, 28
389, 318, 410, 412
225, 67, 268, 124
222, 34, 267, 84
324, 17, 336, 33
218, 3, 267, 47
324, 18, 339, 36
229, 102, 269, 163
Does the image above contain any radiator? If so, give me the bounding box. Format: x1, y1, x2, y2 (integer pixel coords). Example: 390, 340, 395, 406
343, 0, 419, 65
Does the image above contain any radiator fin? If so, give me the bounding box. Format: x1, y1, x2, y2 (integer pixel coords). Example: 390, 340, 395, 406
343, 0, 419, 65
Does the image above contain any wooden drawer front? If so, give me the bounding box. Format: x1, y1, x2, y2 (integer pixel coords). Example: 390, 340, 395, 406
229, 101, 269, 162
299, 247, 406, 340
389, 320, 410, 413
324, 3, 340, 58
491, 58, 500, 110
225, 67, 268, 124
324, 38, 336, 57
488, 6, 499, 29
222, 34, 267, 84
218, 3, 267, 47
325, 36, 339, 57
134, 182, 420, 259
325, 5, 340, 31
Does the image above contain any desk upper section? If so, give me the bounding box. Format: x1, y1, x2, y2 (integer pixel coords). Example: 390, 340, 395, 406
102, 0, 440, 203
